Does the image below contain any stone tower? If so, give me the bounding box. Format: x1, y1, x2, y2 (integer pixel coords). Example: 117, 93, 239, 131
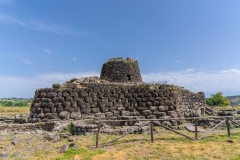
100, 57, 142, 82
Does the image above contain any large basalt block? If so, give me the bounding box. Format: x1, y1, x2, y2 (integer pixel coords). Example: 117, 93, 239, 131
59, 111, 70, 119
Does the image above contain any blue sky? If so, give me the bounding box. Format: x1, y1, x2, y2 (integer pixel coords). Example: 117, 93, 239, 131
1, 0, 240, 98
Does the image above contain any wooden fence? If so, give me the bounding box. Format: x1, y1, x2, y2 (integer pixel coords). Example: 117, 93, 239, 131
95, 116, 235, 148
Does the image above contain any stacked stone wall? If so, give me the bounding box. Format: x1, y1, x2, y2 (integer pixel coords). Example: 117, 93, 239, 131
29, 81, 206, 125
100, 57, 142, 82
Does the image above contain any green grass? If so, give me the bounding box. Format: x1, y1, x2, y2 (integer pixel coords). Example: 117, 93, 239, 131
56, 147, 106, 160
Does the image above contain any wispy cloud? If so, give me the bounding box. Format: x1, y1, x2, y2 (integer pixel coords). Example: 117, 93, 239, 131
44, 49, 51, 54
142, 69, 240, 95
0, 13, 92, 35
1, 69, 240, 98
175, 60, 181, 63
0, 13, 26, 27
30, 21, 91, 35
73, 58, 76, 61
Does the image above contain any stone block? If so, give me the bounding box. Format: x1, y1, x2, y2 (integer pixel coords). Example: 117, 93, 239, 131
91, 107, 99, 113
114, 102, 123, 107
122, 98, 128, 103
100, 106, 108, 112
137, 106, 147, 111
52, 84, 61, 88
65, 96, 73, 102
87, 102, 97, 108
79, 92, 88, 97
58, 97, 64, 102
59, 111, 70, 119
153, 101, 160, 106
106, 102, 113, 107
89, 92, 97, 97
113, 110, 120, 117
45, 113, 54, 119
71, 101, 77, 108
129, 98, 136, 103
146, 115, 156, 119
94, 87, 100, 92
119, 93, 124, 98
65, 107, 76, 112
62, 92, 69, 97
148, 97, 155, 102
125, 93, 132, 98
56, 106, 64, 112
128, 88, 134, 93
71, 112, 81, 120
167, 111, 176, 117
149, 106, 157, 111
139, 102, 146, 107
123, 102, 130, 107
109, 107, 116, 112
101, 97, 108, 102
70, 92, 78, 97
159, 106, 168, 112
108, 97, 116, 103
155, 97, 161, 101
116, 98, 121, 102
74, 97, 83, 102
51, 107, 57, 113
168, 106, 174, 111
43, 108, 50, 113
78, 102, 86, 108
121, 111, 130, 116
146, 102, 152, 106
81, 107, 91, 114
142, 110, 152, 116
105, 112, 114, 117
40, 92, 46, 98
112, 93, 118, 98
117, 106, 125, 111
95, 113, 105, 118
145, 93, 152, 97
154, 111, 166, 117
82, 114, 95, 119
152, 92, 158, 97
85, 97, 92, 102
131, 111, 141, 116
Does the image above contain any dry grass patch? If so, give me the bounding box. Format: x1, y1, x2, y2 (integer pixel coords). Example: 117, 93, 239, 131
0, 106, 30, 115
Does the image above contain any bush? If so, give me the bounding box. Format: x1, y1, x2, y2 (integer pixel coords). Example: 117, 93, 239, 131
0, 100, 28, 107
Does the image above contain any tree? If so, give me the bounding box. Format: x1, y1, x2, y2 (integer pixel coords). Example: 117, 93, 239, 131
206, 92, 230, 107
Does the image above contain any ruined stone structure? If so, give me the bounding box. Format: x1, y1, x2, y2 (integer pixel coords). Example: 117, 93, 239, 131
100, 57, 142, 82
29, 57, 206, 126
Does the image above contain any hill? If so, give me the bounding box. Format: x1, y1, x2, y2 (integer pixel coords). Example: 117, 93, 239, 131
226, 95, 240, 106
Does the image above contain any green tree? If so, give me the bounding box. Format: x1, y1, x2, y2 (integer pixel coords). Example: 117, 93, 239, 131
206, 92, 230, 107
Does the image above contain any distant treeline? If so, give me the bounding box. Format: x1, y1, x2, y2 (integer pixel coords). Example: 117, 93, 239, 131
0, 100, 29, 107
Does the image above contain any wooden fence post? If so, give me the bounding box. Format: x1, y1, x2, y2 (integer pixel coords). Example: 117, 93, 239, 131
195, 119, 198, 140
150, 120, 154, 143
96, 122, 101, 148
226, 118, 230, 137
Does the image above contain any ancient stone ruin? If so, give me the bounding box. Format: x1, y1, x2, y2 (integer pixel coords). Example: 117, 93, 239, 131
29, 57, 206, 127
100, 57, 142, 82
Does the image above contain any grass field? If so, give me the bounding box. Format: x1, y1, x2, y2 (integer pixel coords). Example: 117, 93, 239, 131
0, 105, 30, 115
55, 129, 240, 160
